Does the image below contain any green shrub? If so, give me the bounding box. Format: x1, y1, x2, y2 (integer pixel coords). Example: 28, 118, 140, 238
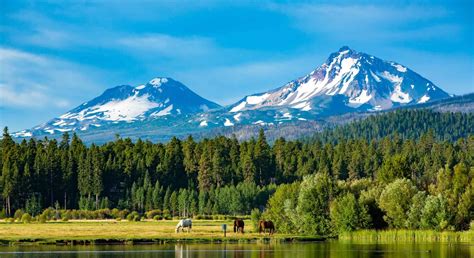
61, 211, 70, 222
119, 209, 130, 219
127, 211, 141, 222
146, 209, 162, 219
7, 218, 15, 223
111, 208, 121, 219
14, 209, 24, 220
153, 215, 162, 221
41, 208, 55, 220
251, 208, 262, 232
38, 214, 47, 223
21, 213, 32, 223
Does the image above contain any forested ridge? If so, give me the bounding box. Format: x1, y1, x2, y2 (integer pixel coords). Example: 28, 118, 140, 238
311, 109, 474, 143
1, 109, 473, 235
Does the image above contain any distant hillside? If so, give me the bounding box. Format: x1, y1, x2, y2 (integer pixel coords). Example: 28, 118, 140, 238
206, 93, 474, 142
309, 109, 474, 143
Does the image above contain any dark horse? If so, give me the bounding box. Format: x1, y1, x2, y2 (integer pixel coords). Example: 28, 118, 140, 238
233, 219, 245, 233
258, 220, 275, 235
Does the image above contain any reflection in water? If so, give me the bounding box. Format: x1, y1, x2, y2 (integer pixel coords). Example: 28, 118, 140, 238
0, 241, 471, 257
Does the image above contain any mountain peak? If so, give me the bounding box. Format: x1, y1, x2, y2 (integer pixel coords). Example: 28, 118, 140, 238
148, 77, 170, 87
226, 47, 450, 115
20, 76, 221, 136
338, 45, 353, 53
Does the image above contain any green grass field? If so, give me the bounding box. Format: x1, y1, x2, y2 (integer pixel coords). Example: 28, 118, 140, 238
0, 219, 319, 245
2, 219, 470, 245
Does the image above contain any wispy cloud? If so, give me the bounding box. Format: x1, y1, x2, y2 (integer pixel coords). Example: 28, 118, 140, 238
0, 83, 69, 108
117, 34, 219, 59
0, 48, 106, 109
270, 3, 460, 42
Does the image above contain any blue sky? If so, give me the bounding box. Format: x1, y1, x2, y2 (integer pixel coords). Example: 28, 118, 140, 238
1, 0, 473, 131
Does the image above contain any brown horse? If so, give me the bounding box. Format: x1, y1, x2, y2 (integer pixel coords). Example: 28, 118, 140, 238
258, 220, 275, 235
233, 219, 245, 233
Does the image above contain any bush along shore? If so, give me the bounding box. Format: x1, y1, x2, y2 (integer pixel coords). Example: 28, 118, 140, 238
339, 229, 473, 243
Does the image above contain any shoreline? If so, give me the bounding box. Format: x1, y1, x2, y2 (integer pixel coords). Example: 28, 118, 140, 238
0, 236, 327, 246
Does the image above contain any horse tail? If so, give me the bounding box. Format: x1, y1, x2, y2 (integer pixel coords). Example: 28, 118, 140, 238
233, 221, 237, 233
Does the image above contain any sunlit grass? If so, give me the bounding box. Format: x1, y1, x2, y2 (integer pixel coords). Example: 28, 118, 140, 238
339, 229, 473, 243
0, 219, 313, 244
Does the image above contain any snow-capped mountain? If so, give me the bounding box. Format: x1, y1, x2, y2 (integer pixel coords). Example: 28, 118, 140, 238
229, 46, 448, 112
194, 46, 450, 128
14, 77, 220, 137
13, 46, 453, 142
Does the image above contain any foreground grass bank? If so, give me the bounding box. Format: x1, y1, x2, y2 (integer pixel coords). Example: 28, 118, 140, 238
1, 220, 471, 246
339, 229, 473, 243
0, 219, 323, 245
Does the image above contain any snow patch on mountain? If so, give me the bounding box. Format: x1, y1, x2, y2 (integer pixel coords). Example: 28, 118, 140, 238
199, 120, 208, 127
151, 104, 173, 117
418, 95, 430, 103
349, 90, 372, 104
87, 94, 159, 121
224, 118, 234, 126
230, 101, 247, 113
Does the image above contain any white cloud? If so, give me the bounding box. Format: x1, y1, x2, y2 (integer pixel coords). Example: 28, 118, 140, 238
270, 3, 459, 42
0, 83, 70, 108
0, 48, 106, 109
117, 34, 219, 59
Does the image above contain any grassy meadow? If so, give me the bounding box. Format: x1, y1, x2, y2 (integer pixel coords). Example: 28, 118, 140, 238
0, 219, 471, 245
0, 219, 316, 245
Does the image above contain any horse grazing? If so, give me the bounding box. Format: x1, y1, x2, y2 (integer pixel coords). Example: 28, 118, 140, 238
233, 219, 245, 233
258, 220, 275, 235
175, 219, 192, 233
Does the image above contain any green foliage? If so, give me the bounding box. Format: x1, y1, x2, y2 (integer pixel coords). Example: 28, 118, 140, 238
420, 195, 449, 230
146, 209, 162, 219
295, 173, 334, 235
263, 183, 300, 233
378, 179, 417, 228
0, 122, 473, 234
126, 211, 141, 222
13, 209, 24, 220
21, 213, 32, 223
311, 109, 474, 142
38, 214, 47, 223
25, 195, 42, 217
330, 192, 371, 233
250, 208, 261, 232
405, 191, 427, 229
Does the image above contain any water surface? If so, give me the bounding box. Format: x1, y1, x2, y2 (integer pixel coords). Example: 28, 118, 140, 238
0, 241, 471, 257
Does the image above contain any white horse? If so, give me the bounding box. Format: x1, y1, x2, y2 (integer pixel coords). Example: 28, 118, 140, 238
175, 219, 192, 233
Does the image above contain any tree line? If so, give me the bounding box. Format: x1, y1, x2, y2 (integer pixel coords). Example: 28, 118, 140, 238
0, 110, 473, 233
310, 109, 473, 143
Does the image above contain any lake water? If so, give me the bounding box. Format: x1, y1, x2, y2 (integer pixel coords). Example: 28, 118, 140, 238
0, 241, 471, 257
